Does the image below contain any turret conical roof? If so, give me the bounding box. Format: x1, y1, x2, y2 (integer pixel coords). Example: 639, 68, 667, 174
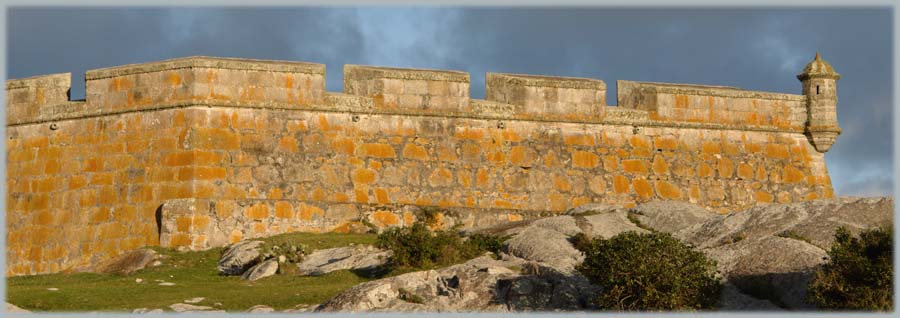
797, 52, 840, 80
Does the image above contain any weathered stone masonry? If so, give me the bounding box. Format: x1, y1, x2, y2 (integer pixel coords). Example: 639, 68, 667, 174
6, 54, 841, 276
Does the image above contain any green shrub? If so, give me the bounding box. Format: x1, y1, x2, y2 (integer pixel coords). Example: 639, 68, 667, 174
574, 231, 721, 311
376, 219, 506, 269
807, 227, 892, 311
466, 233, 507, 256
256, 242, 308, 264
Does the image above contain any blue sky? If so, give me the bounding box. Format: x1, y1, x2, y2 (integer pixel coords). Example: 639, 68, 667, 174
7, 7, 893, 196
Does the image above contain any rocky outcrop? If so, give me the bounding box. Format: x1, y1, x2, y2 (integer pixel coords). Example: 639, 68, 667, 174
217, 240, 264, 275
6, 302, 30, 313
316, 254, 599, 312
242, 259, 279, 281
318, 197, 892, 312
99, 248, 161, 275
169, 303, 225, 313
296, 245, 392, 276
675, 196, 893, 309
629, 200, 721, 233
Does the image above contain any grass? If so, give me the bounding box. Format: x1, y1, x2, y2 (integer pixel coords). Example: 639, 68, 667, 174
7, 232, 378, 313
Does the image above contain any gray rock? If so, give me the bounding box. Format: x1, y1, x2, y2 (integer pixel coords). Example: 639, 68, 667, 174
6, 302, 30, 313
316, 255, 598, 312
316, 197, 892, 312
282, 304, 316, 313
580, 209, 649, 238
297, 245, 392, 276
247, 305, 275, 313
503, 226, 583, 273
500, 215, 581, 237
677, 197, 892, 249
709, 236, 827, 309
242, 259, 279, 281
630, 200, 721, 234
217, 240, 264, 275
132, 308, 164, 314
169, 303, 214, 312
715, 282, 780, 310
184, 297, 204, 304
564, 203, 621, 216
99, 248, 159, 275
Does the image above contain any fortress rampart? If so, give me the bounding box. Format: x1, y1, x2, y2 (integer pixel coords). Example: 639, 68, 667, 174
6, 55, 840, 276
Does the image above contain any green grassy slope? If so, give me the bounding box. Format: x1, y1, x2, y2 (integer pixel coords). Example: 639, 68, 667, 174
7, 232, 378, 312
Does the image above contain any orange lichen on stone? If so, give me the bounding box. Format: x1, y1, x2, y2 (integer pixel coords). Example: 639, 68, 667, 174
372, 210, 400, 226
717, 157, 734, 178
629, 135, 652, 150
277, 136, 300, 153
298, 203, 324, 221
613, 175, 630, 194
783, 165, 806, 184
352, 168, 377, 184
697, 163, 713, 178
564, 134, 595, 146
622, 160, 649, 174
602, 155, 619, 171
429, 168, 454, 187
275, 201, 293, 219
402, 143, 429, 160
755, 191, 774, 203
554, 175, 572, 192
374, 188, 390, 204
572, 151, 600, 168
765, 144, 790, 159
651, 155, 669, 175
654, 136, 678, 150
737, 163, 754, 180
455, 128, 485, 140
633, 178, 654, 199
245, 203, 269, 220
509, 146, 527, 165
701, 141, 721, 155
355, 188, 369, 203
360, 143, 396, 158
655, 180, 682, 200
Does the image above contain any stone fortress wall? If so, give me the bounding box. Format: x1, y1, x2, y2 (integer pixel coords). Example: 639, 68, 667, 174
6, 55, 841, 276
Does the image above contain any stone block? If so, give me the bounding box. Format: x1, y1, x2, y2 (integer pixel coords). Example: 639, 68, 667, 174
487, 72, 605, 120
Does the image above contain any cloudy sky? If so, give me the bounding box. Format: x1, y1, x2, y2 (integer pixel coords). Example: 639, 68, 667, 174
7, 6, 893, 197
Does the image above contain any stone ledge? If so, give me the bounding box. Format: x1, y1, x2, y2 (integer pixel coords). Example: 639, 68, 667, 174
7, 101, 806, 135
605, 107, 650, 121
325, 92, 375, 111
618, 80, 803, 102
344, 64, 469, 82
487, 72, 605, 90
6, 73, 71, 90
85, 56, 325, 80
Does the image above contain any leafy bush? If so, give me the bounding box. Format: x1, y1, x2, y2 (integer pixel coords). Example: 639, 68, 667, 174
807, 227, 892, 311
256, 242, 308, 264
466, 233, 507, 256
376, 218, 506, 269
574, 232, 721, 311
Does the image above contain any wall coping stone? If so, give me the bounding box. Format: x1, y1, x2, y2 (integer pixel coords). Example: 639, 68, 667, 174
344, 64, 469, 82
619, 80, 803, 101
6, 73, 71, 90
488, 72, 606, 90
85, 56, 325, 80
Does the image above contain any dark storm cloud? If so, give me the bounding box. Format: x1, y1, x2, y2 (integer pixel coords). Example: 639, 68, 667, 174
9, 7, 367, 96
7, 7, 892, 196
